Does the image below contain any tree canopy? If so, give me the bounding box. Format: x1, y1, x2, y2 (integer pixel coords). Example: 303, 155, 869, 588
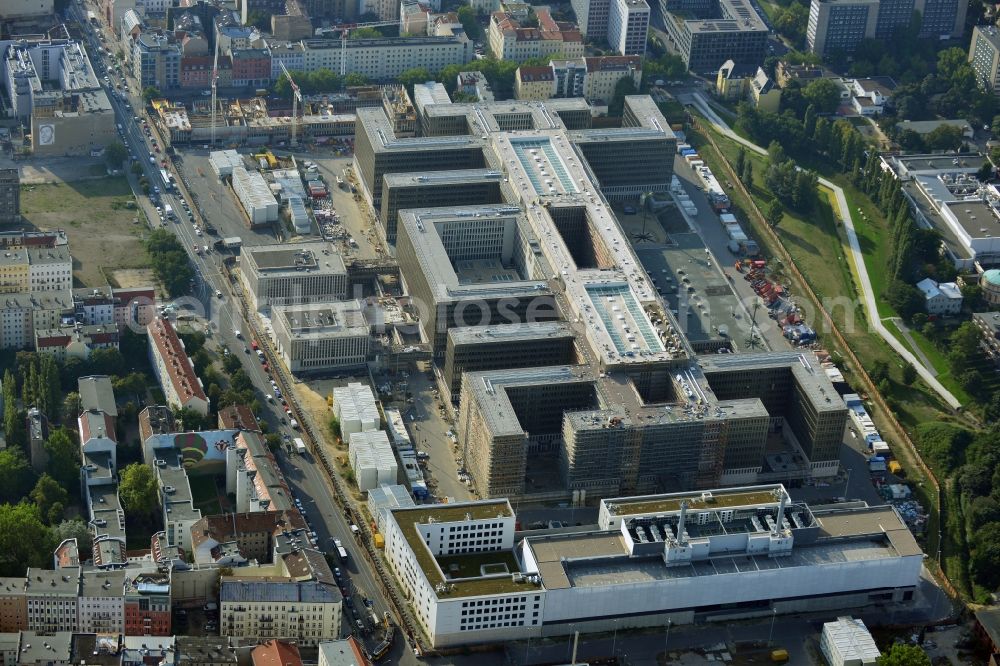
119, 463, 158, 517
0, 503, 53, 576
876, 643, 931, 666
30, 474, 68, 525
144, 229, 194, 297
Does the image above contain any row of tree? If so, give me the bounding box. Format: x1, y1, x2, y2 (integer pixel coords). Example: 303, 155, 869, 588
272, 70, 371, 99
145, 229, 195, 297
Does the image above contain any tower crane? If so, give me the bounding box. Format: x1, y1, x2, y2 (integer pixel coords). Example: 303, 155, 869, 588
210, 36, 220, 146
337, 20, 402, 77
278, 60, 303, 147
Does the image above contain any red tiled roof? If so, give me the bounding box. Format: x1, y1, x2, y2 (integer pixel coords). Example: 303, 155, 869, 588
79, 409, 117, 443
251, 640, 302, 666
147, 317, 208, 405
519, 66, 554, 81
218, 404, 260, 431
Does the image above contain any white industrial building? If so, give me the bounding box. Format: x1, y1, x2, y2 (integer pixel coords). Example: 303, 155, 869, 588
384, 407, 413, 451
820, 616, 880, 666
209, 149, 244, 178
368, 483, 415, 532
231, 166, 279, 225
348, 430, 398, 491
332, 382, 380, 435
383, 485, 924, 648
288, 196, 312, 235
271, 300, 370, 374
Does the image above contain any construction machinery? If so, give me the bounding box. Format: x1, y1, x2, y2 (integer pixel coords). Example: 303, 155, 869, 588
278, 60, 303, 146
210, 36, 220, 146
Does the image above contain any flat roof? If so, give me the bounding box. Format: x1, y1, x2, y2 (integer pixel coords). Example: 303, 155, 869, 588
391, 501, 527, 597
274, 300, 368, 338
604, 485, 785, 517
465, 365, 594, 435
699, 350, 847, 414
246, 242, 346, 274
77, 375, 118, 416
397, 205, 550, 302
944, 199, 1000, 239
448, 321, 575, 345
383, 169, 504, 187
525, 501, 919, 590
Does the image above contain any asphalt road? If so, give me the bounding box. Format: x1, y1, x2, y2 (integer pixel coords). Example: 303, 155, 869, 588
671, 153, 789, 351
76, 9, 401, 651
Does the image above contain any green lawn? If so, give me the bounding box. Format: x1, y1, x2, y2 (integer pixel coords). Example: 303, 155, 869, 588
188, 474, 223, 515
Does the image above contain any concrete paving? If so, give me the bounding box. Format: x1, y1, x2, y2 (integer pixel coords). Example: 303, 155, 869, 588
685, 93, 961, 410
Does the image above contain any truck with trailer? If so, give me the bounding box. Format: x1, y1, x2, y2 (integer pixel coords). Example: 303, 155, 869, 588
333, 538, 349, 562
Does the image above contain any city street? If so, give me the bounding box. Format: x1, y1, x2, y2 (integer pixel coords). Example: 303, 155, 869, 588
72, 2, 402, 652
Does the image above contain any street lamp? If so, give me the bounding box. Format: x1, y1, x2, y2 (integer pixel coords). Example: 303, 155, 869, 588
665, 618, 672, 655
611, 619, 618, 657
767, 608, 777, 647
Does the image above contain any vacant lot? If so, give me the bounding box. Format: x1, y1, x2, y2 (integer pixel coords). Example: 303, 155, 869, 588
20, 177, 148, 288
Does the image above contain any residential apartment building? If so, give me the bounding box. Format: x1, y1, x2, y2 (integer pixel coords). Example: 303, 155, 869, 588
298, 36, 473, 82
515, 66, 556, 99
0, 170, 19, 224
607, 0, 649, 56
806, 0, 879, 57
916, 278, 963, 315
663, 0, 769, 72
266, 41, 305, 81
219, 579, 342, 646
488, 8, 585, 61
24, 568, 79, 634
147, 317, 210, 415
807, 0, 964, 56
35, 323, 119, 361
239, 242, 347, 311
973, 311, 1000, 367
231, 49, 271, 88
251, 641, 302, 666
570, 0, 610, 37
124, 572, 171, 636
0, 246, 72, 295
970, 25, 1000, 94
133, 32, 181, 89
272, 301, 370, 374
552, 55, 642, 102
0, 579, 27, 632
77, 571, 126, 634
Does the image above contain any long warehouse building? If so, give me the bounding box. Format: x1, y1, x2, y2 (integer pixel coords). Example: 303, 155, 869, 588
384, 486, 923, 647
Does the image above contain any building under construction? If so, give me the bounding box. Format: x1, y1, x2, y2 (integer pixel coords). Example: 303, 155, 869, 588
153, 86, 404, 147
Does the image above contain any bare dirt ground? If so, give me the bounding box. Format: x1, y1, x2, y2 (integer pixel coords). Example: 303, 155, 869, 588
18, 158, 107, 185
109, 268, 162, 294
20, 176, 148, 288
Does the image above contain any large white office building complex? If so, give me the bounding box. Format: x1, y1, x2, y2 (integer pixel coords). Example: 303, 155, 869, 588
383, 486, 923, 647
272, 300, 370, 373
239, 242, 347, 311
